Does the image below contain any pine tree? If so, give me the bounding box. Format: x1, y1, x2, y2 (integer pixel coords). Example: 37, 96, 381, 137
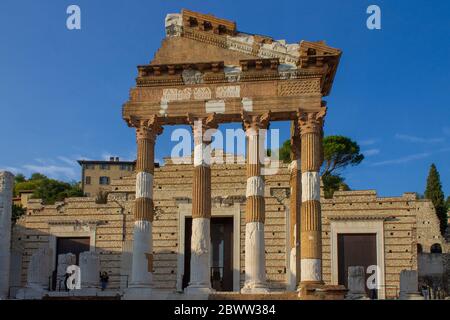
424, 164, 447, 235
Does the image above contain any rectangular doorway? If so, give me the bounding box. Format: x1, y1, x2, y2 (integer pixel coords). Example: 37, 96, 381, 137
183, 217, 234, 291
337, 233, 377, 298
52, 237, 90, 290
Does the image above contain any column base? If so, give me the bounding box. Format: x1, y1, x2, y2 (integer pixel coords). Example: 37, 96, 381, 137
16, 287, 48, 300
241, 281, 270, 294
128, 281, 152, 289
399, 292, 425, 300
298, 283, 347, 300
185, 284, 214, 295
345, 292, 370, 300
122, 286, 153, 300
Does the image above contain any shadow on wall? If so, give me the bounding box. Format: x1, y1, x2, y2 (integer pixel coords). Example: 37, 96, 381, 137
9, 223, 126, 299
418, 247, 448, 295
10, 222, 197, 298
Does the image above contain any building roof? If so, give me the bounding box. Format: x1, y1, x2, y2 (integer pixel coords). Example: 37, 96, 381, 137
77, 159, 136, 165
77, 159, 160, 168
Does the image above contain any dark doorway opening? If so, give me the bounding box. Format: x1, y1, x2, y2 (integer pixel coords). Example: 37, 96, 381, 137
183, 217, 234, 291
337, 233, 377, 298
52, 237, 90, 290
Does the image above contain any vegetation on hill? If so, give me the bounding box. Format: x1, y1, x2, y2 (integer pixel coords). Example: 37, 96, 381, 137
12, 173, 83, 222
424, 164, 448, 235
278, 134, 364, 198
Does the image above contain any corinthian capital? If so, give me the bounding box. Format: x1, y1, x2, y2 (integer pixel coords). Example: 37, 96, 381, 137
127, 115, 164, 141
297, 108, 327, 135
188, 113, 221, 144
241, 111, 271, 133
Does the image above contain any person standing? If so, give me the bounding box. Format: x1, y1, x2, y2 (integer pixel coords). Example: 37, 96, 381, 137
100, 271, 109, 291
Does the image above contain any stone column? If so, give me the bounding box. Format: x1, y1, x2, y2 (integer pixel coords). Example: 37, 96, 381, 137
399, 270, 424, 300
346, 266, 369, 300
129, 116, 163, 289
79, 251, 100, 289
241, 112, 270, 293
186, 114, 218, 294
298, 108, 326, 285
288, 122, 301, 290
26, 247, 53, 290
0, 172, 14, 299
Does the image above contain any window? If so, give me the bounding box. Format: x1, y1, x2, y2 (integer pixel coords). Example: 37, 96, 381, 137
120, 164, 132, 171
430, 243, 442, 254
99, 176, 110, 185
100, 164, 110, 170
84, 164, 95, 170
85, 176, 91, 185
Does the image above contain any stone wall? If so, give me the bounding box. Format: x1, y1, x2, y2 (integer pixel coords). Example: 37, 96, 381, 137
321, 190, 436, 298
11, 158, 289, 292
10, 161, 447, 298
13, 197, 131, 289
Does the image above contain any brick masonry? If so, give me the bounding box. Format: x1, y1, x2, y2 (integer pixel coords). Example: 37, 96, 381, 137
11, 160, 448, 298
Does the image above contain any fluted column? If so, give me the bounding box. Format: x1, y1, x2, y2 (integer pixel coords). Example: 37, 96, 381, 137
288, 121, 301, 290
129, 116, 163, 288
241, 112, 270, 293
186, 114, 218, 294
298, 108, 326, 285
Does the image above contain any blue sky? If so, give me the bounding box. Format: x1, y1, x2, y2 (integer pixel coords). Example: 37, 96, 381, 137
0, 0, 449, 197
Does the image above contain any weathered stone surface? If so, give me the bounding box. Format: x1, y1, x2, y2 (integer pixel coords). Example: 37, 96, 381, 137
79, 251, 100, 289
186, 218, 212, 294
0, 172, 14, 299
345, 266, 369, 300
10, 160, 446, 298
399, 270, 424, 300
26, 247, 53, 290
56, 253, 76, 291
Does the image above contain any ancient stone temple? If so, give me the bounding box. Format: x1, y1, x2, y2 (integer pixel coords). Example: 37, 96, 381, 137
6, 10, 449, 300
122, 8, 342, 298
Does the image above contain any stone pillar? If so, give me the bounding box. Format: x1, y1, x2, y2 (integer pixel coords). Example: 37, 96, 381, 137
26, 247, 53, 290
399, 270, 424, 300
56, 253, 76, 291
0, 172, 14, 299
346, 266, 369, 300
129, 116, 163, 289
241, 112, 270, 293
298, 108, 326, 285
288, 122, 301, 290
186, 115, 218, 294
79, 251, 100, 289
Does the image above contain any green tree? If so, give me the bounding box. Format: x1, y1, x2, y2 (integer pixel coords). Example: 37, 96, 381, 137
30, 173, 47, 181
13, 173, 83, 205
424, 164, 447, 235
278, 139, 292, 163
322, 136, 364, 176
32, 179, 83, 205
12, 204, 26, 223
14, 179, 41, 196
14, 173, 26, 184
322, 173, 350, 199
277, 135, 364, 198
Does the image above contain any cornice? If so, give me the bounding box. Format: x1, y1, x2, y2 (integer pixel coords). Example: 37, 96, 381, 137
135, 59, 325, 88
161, 10, 342, 96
